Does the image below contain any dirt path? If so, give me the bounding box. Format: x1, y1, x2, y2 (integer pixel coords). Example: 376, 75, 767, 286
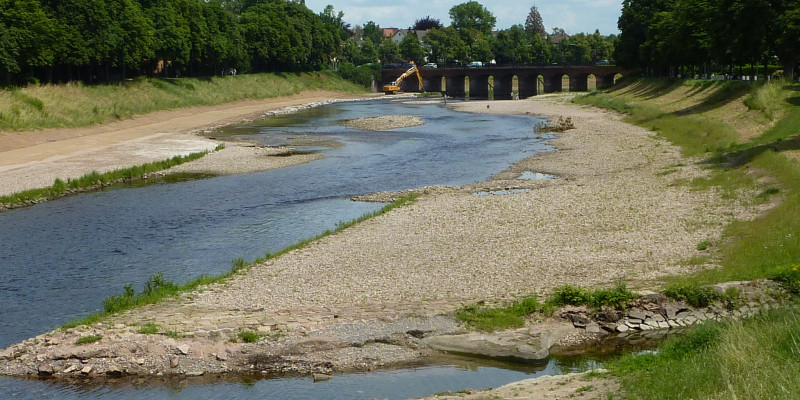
0, 90, 378, 195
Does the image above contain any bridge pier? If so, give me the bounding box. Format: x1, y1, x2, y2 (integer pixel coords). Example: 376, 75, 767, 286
469, 75, 490, 100
518, 74, 539, 99
569, 74, 589, 92
446, 76, 466, 98
493, 74, 514, 100
596, 74, 617, 89
423, 76, 442, 92
543, 74, 563, 93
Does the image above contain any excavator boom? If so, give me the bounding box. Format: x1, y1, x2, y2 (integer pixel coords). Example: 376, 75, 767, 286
383, 62, 423, 94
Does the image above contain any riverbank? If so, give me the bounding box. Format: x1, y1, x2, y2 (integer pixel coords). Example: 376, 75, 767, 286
0, 91, 760, 392
0, 90, 381, 196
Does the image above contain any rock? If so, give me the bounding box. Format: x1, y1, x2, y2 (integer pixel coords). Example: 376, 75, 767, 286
422, 324, 573, 361
63, 365, 77, 374
37, 363, 55, 376
0, 348, 15, 360
585, 322, 602, 334
169, 356, 180, 368
628, 310, 647, 321
177, 345, 190, 355
81, 366, 93, 375
106, 365, 124, 377
313, 373, 332, 382
214, 353, 228, 362
616, 324, 630, 333
186, 371, 204, 377
135, 358, 145, 365
663, 305, 679, 320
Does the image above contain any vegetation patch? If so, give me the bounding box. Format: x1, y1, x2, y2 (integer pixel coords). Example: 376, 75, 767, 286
455, 296, 540, 332
75, 335, 103, 345
548, 283, 638, 310
235, 331, 264, 343
610, 306, 800, 399
137, 323, 159, 335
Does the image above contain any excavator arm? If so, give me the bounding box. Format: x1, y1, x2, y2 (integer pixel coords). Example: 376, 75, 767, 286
383, 62, 424, 94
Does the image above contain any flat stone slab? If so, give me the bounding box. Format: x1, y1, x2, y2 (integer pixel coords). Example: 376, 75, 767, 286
422, 323, 573, 361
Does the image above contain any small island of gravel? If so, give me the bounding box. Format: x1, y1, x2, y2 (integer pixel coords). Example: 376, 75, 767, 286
341, 115, 425, 131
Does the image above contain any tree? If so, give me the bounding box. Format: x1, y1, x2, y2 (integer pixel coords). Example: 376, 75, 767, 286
525, 6, 545, 38
413, 15, 443, 30
399, 32, 425, 64
362, 21, 383, 47
773, 0, 800, 79
379, 38, 399, 64
424, 26, 468, 65
449, 1, 496, 37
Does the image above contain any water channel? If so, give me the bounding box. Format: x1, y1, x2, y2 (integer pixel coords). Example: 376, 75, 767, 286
0, 98, 564, 398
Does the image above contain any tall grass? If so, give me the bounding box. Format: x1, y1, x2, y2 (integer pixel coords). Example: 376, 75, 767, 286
61, 193, 420, 329
0, 72, 367, 131
611, 306, 800, 400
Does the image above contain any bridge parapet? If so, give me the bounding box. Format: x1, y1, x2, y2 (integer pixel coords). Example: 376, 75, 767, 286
381, 65, 635, 99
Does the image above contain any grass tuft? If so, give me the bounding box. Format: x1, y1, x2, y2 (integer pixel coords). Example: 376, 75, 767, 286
75, 334, 103, 345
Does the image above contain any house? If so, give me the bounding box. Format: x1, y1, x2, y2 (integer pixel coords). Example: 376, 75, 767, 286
390, 29, 429, 45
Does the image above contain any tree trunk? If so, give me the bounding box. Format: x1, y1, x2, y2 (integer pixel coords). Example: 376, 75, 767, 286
782, 59, 796, 80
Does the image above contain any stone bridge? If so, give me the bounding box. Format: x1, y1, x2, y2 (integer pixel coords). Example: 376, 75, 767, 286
381, 65, 635, 99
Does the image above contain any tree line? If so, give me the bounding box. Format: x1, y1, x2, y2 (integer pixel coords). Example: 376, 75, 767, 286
339, 3, 616, 70
615, 0, 800, 79
0, 0, 618, 86
0, 0, 348, 84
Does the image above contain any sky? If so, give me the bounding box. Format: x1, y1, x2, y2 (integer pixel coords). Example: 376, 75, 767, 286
303, 0, 623, 35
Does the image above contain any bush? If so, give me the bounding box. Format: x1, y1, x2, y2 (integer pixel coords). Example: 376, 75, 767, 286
665, 284, 723, 308
337, 62, 380, 88
75, 334, 103, 345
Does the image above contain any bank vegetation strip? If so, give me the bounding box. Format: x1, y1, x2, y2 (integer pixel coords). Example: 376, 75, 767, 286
572, 78, 800, 399
0, 144, 224, 210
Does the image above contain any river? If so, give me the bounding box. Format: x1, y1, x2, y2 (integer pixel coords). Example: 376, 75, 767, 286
0, 98, 572, 398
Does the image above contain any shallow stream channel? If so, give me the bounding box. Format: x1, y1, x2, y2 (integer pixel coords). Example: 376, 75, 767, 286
0, 98, 620, 398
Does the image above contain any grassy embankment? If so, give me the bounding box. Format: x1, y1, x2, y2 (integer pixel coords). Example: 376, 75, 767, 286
569, 79, 800, 399
62, 193, 419, 330
0, 72, 368, 208
0, 72, 366, 131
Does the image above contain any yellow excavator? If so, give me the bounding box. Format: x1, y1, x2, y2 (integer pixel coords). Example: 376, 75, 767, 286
383, 61, 423, 94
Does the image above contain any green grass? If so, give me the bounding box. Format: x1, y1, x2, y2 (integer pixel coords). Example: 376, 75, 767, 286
236, 331, 263, 343
455, 295, 540, 332
455, 284, 638, 332
0, 148, 220, 209
137, 323, 159, 334
0, 72, 367, 131
75, 334, 103, 345
61, 193, 420, 329
610, 305, 800, 400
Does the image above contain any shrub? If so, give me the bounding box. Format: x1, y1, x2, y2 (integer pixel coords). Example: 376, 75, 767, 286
237, 331, 262, 343
137, 323, 159, 334
665, 284, 724, 308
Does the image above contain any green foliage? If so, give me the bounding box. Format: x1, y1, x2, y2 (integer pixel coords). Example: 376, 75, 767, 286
548, 284, 638, 309
456, 295, 540, 332
663, 283, 737, 308
612, 306, 800, 400
696, 240, 711, 250
771, 265, 800, 295
75, 334, 103, 345
337, 62, 379, 88
236, 331, 263, 343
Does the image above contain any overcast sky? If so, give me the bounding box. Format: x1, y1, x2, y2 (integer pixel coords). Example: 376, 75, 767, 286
303, 0, 622, 35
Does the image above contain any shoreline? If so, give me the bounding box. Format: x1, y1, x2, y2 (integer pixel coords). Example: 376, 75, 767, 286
0, 93, 759, 397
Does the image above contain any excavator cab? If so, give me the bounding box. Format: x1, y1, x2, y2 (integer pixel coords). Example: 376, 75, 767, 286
383, 61, 424, 95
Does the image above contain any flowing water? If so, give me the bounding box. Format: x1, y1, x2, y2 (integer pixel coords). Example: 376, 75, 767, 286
0, 98, 580, 398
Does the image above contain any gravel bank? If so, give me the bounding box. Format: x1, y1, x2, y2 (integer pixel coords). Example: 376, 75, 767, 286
341, 115, 425, 131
